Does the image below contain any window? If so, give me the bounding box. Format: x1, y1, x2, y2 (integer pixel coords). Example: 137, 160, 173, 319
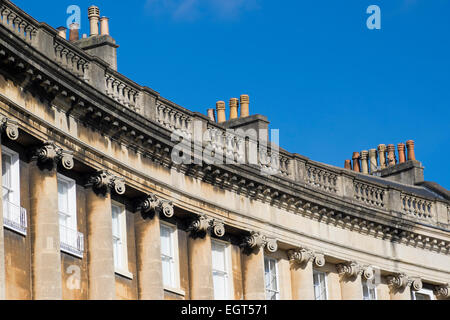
264, 257, 280, 300
212, 240, 231, 300
362, 279, 377, 300
2, 146, 25, 235
160, 223, 179, 289
313, 270, 328, 300
58, 174, 82, 256
412, 288, 434, 300
112, 202, 131, 278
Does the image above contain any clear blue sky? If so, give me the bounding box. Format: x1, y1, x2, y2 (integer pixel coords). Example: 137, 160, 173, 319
14, 0, 450, 189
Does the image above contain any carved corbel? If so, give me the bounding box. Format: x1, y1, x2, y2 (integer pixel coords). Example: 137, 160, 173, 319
434, 284, 450, 299
336, 261, 362, 278
387, 273, 423, 291
188, 214, 226, 238
240, 231, 278, 254
0, 114, 19, 141
86, 170, 126, 195
138, 193, 174, 218
287, 247, 314, 265
31, 141, 74, 170
313, 253, 326, 268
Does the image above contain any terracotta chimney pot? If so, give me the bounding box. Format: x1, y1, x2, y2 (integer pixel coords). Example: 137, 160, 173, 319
397, 143, 406, 164
352, 152, 361, 173
240, 95, 250, 118
387, 144, 397, 166
88, 6, 100, 36
360, 150, 369, 174
229, 98, 239, 120
406, 140, 416, 161
100, 17, 110, 36
216, 101, 226, 123
344, 160, 352, 170
69, 23, 80, 42
207, 109, 216, 122
369, 149, 378, 173
57, 26, 67, 39
377, 144, 387, 169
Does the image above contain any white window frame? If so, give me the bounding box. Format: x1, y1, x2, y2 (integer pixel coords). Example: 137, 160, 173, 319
111, 201, 132, 279
412, 287, 435, 300
362, 279, 378, 300
313, 270, 328, 300
211, 239, 233, 300
2, 145, 25, 235
160, 221, 182, 293
264, 256, 280, 300
57, 174, 80, 256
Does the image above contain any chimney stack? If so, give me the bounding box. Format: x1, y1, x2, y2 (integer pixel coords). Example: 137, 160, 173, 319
398, 143, 406, 164
369, 149, 378, 173
352, 152, 361, 173
378, 144, 387, 169
57, 26, 67, 39
361, 150, 369, 174
207, 109, 216, 122
344, 160, 352, 170
240, 95, 250, 118
88, 6, 100, 37
69, 23, 80, 42
406, 140, 416, 161
100, 17, 110, 36
387, 144, 397, 166
216, 101, 226, 123
229, 98, 239, 120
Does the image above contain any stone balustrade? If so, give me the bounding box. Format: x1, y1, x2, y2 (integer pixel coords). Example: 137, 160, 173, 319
157, 103, 193, 139
401, 194, 433, 220
306, 164, 338, 193
0, 4, 37, 44
354, 181, 386, 208
54, 39, 90, 81
105, 72, 141, 112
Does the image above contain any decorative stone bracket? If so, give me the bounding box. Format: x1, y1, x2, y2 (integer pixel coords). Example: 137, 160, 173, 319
288, 247, 326, 268
137, 193, 174, 218
188, 214, 225, 238
240, 231, 278, 253
336, 261, 375, 280
86, 170, 126, 195
434, 284, 449, 299
0, 114, 19, 141
31, 141, 74, 170
387, 273, 423, 291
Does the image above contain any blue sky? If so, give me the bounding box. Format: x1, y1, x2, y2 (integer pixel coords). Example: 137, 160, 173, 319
14, 0, 450, 189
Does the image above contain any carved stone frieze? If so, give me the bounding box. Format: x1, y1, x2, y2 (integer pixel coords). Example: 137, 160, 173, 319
86, 170, 126, 195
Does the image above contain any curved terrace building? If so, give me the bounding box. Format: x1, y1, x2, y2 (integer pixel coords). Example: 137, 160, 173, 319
0, 1, 448, 300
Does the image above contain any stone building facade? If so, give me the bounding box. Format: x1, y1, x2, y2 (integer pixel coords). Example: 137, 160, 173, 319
0, 1, 448, 300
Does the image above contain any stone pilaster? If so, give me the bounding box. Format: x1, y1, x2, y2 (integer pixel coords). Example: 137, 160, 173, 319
0, 115, 18, 300
336, 261, 374, 300
288, 247, 315, 300
29, 141, 74, 300
187, 214, 225, 300
241, 231, 278, 300
86, 170, 125, 300
387, 273, 422, 300
135, 194, 174, 300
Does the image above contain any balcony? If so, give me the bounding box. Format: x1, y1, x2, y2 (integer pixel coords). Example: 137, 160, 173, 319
59, 224, 84, 258
3, 200, 27, 236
